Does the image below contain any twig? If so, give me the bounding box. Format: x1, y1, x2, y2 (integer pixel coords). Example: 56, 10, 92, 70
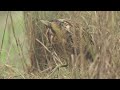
36, 38, 51, 53
36, 38, 65, 65
45, 64, 68, 79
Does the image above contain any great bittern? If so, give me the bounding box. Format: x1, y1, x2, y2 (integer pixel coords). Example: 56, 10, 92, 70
40, 19, 95, 62
40, 19, 72, 44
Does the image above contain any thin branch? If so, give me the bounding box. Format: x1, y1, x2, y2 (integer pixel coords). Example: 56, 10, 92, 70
36, 38, 51, 53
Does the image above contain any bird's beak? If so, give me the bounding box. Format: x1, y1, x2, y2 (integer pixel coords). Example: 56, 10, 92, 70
40, 20, 51, 26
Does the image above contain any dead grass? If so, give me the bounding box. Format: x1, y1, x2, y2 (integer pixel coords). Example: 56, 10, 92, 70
1, 11, 120, 79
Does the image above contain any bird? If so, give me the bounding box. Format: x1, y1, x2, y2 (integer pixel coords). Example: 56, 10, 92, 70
40, 19, 73, 44
40, 19, 95, 62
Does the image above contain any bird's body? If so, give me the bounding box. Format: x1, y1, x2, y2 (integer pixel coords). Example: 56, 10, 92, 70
50, 21, 65, 42
40, 19, 95, 63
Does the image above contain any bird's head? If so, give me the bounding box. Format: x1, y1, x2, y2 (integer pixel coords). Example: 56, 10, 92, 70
40, 19, 73, 38
57, 19, 73, 34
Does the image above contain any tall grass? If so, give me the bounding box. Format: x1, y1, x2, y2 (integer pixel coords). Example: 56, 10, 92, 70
0, 11, 120, 79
